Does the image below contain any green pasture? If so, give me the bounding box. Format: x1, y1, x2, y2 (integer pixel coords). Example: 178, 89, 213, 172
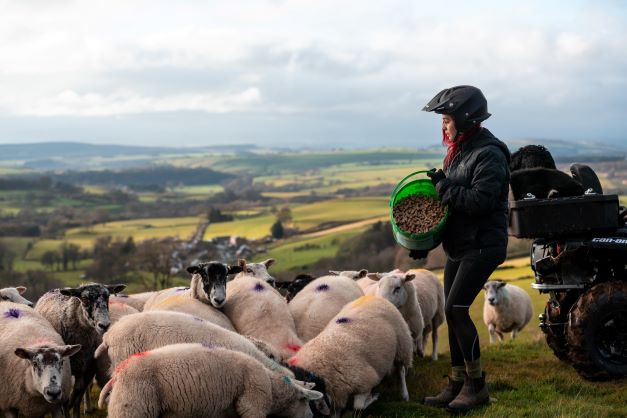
253, 227, 370, 273
204, 197, 388, 240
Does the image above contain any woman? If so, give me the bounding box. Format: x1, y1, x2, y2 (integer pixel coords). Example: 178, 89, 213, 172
419, 85, 511, 413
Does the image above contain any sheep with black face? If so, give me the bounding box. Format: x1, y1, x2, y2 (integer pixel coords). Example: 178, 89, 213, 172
35, 283, 125, 418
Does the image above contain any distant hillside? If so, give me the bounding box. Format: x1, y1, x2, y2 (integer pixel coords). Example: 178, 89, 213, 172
505, 138, 626, 161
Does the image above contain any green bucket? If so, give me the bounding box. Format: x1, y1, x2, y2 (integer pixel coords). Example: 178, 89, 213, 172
389, 170, 449, 250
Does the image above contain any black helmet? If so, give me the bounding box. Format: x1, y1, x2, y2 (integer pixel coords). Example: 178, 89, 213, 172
422, 85, 491, 131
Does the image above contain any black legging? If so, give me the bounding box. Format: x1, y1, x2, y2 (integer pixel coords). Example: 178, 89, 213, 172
444, 247, 506, 366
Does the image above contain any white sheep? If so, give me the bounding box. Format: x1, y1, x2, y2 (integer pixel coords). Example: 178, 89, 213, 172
364, 272, 425, 356
406, 268, 445, 361
35, 283, 125, 418
224, 274, 303, 361
234, 258, 277, 286
289, 274, 364, 342
0, 302, 81, 418
142, 287, 235, 331
94, 310, 291, 377
99, 343, 323, 418
109, 293, 149, 311
0, 286, 34, 307
288, 295, 413, 417
483, 280, 533, 343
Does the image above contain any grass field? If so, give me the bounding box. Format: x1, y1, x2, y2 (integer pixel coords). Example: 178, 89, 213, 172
204, 198, 389, 240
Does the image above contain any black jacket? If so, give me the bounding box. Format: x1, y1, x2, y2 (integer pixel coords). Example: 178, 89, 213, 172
435, 128, 511, 259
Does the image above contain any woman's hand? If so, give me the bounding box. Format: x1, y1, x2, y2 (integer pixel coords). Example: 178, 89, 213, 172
427, 168, 446, 186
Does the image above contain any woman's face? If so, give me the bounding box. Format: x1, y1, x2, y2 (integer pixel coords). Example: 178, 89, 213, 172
442, 114, 457, 141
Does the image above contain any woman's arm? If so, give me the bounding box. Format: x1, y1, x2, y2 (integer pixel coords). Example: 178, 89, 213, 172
436, 147, 508, 216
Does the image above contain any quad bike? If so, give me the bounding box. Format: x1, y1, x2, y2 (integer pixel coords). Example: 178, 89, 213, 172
509, 166, 627, 381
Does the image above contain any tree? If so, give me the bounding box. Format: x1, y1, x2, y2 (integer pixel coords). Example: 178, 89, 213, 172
60, 242, 82, 271
271, 220, 284, 239
0, 241, 16, 272
276, 206, 293, 224
41, 250, 60, 271
133, 239, 176, 290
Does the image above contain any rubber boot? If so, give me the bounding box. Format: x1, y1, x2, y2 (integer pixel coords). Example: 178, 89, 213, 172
446, 372, 489, 413
423, 376, 465, 408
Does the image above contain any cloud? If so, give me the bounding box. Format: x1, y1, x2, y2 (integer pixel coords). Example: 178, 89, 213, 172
7, 88, 262, 116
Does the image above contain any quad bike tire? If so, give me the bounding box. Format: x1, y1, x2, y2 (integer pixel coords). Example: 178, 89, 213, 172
566, 281, 627, 380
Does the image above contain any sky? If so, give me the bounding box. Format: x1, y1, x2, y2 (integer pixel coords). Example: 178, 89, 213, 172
0, 0, 626, 149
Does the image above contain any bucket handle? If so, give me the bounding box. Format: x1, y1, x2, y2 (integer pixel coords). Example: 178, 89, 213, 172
390, 170, 433, 202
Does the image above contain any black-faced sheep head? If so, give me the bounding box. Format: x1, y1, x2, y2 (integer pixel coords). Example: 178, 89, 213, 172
483, 280, 507, 306
15, 344, 81, 403
236, 258, 277, 287
60, 283, 126, 334
186, 261, 242, 308
280, 274, 316, 302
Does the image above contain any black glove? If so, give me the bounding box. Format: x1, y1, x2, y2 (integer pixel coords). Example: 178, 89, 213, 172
426, 168, 446, 186
409, 249, 429, 260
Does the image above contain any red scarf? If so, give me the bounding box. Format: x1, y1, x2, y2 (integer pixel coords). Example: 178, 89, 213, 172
442, 124, 482, 170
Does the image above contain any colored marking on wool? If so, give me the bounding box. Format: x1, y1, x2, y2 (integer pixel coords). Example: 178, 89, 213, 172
285, 344, 301, 352
335, 317, 350, 324
192, 316, 204, 322
3, 308, 21, 319
175, 287, 188, 292
315, 284, 330, 292
253, 283, 265, 292
115, 351, 150, 374
287, 357, 299, 366
351, 295, 376, 307
282, 376, 293, 384
156, 294, 187, 307
201, 342, 216, 350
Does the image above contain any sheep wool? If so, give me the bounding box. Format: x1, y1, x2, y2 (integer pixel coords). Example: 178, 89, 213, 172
406, 268, 445, 360
289, 275, 364, 342
100, 343, 322, 418
483, 280, 533, 343
288, 295, 413, 414
0, 302, 79, 418
95, 310, 292, 377
224, 275, 303, 361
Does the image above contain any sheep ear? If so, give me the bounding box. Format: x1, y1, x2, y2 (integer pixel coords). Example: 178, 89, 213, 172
497, 281, 507, 288
14, 347, 35, 360
16, 286, 27, 295
238, 259, 247, 268
302, 388, 323, 401
227, 264, 243, 275
262, 258, 275, 268
358, 269, 368, 278
60, 287, 82, 298
61, 344, 82, 358
483, 283, 489, 290
186, 265, 201, 275
404, 273, 416, 282
328, 270, 340, 276
106, 284, 126, 295
368, 272, 382, 281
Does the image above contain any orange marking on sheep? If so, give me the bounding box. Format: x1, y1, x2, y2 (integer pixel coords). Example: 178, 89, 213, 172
287, 357, 299, 366
155, 294, 187, 307
115, 351, 150, 374
351, 295, 376, 307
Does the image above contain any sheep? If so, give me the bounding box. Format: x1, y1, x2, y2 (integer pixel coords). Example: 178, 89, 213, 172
482, 280, 533, 343
98, 343, 323, 418
0, 286, 34, 307
288, 295, 414, 417
289, 274, 364, 342
0, 302, 81, 418
94, 310, 293, 378
85, 299, 141, 414
109, 293, 149, 311
224, 274, 304, 361
406, 268, 445, 361
234, 258, 277, 286
142, 287, 235, 331
35, 283, 125, 418
364, 272, 425, 356
276, 273, 317, 302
